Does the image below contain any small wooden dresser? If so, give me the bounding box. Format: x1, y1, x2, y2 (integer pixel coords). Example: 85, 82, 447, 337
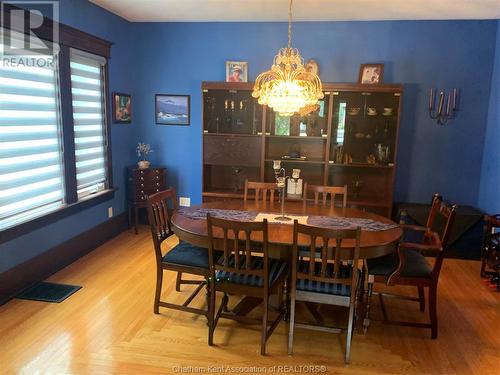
128, 166, 167, 234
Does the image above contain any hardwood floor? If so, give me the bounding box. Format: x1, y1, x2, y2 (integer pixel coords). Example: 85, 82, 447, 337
0, 227, 498, 374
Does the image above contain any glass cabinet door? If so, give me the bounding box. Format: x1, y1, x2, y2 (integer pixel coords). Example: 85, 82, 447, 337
330, 91, 400, 165
265, 95, 330, 137
203, 89, 263, 135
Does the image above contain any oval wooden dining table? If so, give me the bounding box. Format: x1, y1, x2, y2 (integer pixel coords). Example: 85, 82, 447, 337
171, 200, 402, 260
171, 200, 402, 318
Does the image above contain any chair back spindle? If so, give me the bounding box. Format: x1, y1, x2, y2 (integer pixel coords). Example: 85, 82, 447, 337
303, 184, 348, 208
207, 214, 269, 288
146, 188, 178, 259
292, 221, 361, 297
244, 180, 279, 203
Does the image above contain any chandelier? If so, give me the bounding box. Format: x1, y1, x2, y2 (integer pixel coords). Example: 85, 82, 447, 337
252, 0, 324, 116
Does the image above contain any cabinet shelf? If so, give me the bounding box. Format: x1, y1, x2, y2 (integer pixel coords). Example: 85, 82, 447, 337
203, 132, 262, 138
265, 158, 326, 165
202, 189, 244, 199
266, 135, 327, 140
348, 199, 392, 208
329, 162, 394, 169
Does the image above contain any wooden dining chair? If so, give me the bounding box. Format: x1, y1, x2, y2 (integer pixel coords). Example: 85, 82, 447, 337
288, 220, 362, 363
146, 189, 210, 319
206, 214, 288, 355
244, 179, 279, 203
303, 183, 348, 208
364, 194, 457, 338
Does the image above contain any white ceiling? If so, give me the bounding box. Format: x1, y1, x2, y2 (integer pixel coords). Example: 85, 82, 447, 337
89, 0, 500, 22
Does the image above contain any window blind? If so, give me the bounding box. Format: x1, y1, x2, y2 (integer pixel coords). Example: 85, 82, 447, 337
0, 35, 64, 230
70, 49, 108, 199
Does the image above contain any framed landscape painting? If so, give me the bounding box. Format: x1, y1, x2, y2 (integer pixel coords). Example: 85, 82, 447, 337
155, 94, 190, 126
112, 92, 131, 123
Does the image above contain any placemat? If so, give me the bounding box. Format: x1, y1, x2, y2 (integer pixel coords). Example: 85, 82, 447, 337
178, 207, 398, 232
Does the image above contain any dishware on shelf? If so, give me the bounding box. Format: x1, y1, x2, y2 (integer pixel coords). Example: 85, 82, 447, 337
382, 107, 393, 116
348, 107, 360, 116
367, 107, 377, 116
282, 155, 307, 161
375, 144, 390, 165
354, 132, 365, 139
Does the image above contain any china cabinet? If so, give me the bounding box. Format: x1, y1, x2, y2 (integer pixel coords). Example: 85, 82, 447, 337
202, 82, 402, 217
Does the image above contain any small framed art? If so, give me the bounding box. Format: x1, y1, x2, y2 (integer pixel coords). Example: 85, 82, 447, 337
112, 92, 131, 123
358, 64, 384, 84
226, 61, 248, 82
155, 94, 190, 126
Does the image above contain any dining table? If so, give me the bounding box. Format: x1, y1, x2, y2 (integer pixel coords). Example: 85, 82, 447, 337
171, 200, 402, 259
171, 200, 402, 320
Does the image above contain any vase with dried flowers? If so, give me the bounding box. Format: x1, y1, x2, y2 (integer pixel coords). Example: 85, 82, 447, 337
136, 142, 153, 169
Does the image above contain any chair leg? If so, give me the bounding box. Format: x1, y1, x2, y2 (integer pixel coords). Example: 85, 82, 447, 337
176, 272, 183, 292
429, 285, 438, 339
287, 294, 296, 355
154, 267, 163, 314
345, 301, 356, 364
363, 274, 374, 334
205, 279, 210, 325
261, 294, 269, 355
418, 286, 425, 312
208, 279, 216, 346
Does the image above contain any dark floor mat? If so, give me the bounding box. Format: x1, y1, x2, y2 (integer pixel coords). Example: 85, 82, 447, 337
16, 281, 82, 303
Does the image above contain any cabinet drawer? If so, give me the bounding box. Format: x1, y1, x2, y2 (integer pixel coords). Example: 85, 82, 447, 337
204, 135, 261, 167
131, 168, 166, 178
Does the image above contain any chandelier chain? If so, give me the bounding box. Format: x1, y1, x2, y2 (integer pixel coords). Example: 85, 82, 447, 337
288, 0, 293, 48
252, 0, 324, 116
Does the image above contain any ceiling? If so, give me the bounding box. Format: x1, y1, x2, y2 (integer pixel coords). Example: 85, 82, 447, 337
89, 0, 500, 22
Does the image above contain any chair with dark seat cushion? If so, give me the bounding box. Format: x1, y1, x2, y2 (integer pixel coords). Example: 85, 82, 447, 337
215, 256, 287, 287
366, 250, 432, 278
147, 189, 210, 320
163, 241, 209, 268
364, 194, 457, 339
296, 261, 361, 296
288, 220, 362, 364
207, 214, 287, 355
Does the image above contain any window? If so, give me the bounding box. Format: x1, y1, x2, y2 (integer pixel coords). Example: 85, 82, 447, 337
70, 49, 108, 199
0, 26, 112, 235
0, 35, 65, 230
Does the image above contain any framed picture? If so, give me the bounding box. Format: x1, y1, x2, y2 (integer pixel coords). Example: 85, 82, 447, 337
305, 59, 319, 76
358, 63, 384, 84
155, 94, 190, 126
112, 92, 131, 123
226, 61, 248, 82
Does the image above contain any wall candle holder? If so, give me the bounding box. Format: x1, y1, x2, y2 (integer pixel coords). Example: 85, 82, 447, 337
273, 160, 291, 221
429, 88, 458, 125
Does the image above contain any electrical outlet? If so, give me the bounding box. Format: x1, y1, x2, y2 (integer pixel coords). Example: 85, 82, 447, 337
108, 206, 113, 218
179, 197, 191, 207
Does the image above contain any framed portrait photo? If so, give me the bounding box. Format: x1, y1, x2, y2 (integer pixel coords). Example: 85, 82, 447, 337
155, 94, 190, 126
358, 63, 384, 85
226, 61, 248, 83
112, 92, 131, 123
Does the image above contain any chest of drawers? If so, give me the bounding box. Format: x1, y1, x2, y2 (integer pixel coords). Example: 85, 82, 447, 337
127, 166, 167, 233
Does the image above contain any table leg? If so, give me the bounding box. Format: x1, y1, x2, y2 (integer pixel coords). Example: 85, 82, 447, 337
231, 296, 262, 316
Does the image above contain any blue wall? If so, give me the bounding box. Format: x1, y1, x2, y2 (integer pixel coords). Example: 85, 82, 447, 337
1, 2, 498, 275
133, 20, 497, 208
0, 0, 139, 273
479, 20, 500, 214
